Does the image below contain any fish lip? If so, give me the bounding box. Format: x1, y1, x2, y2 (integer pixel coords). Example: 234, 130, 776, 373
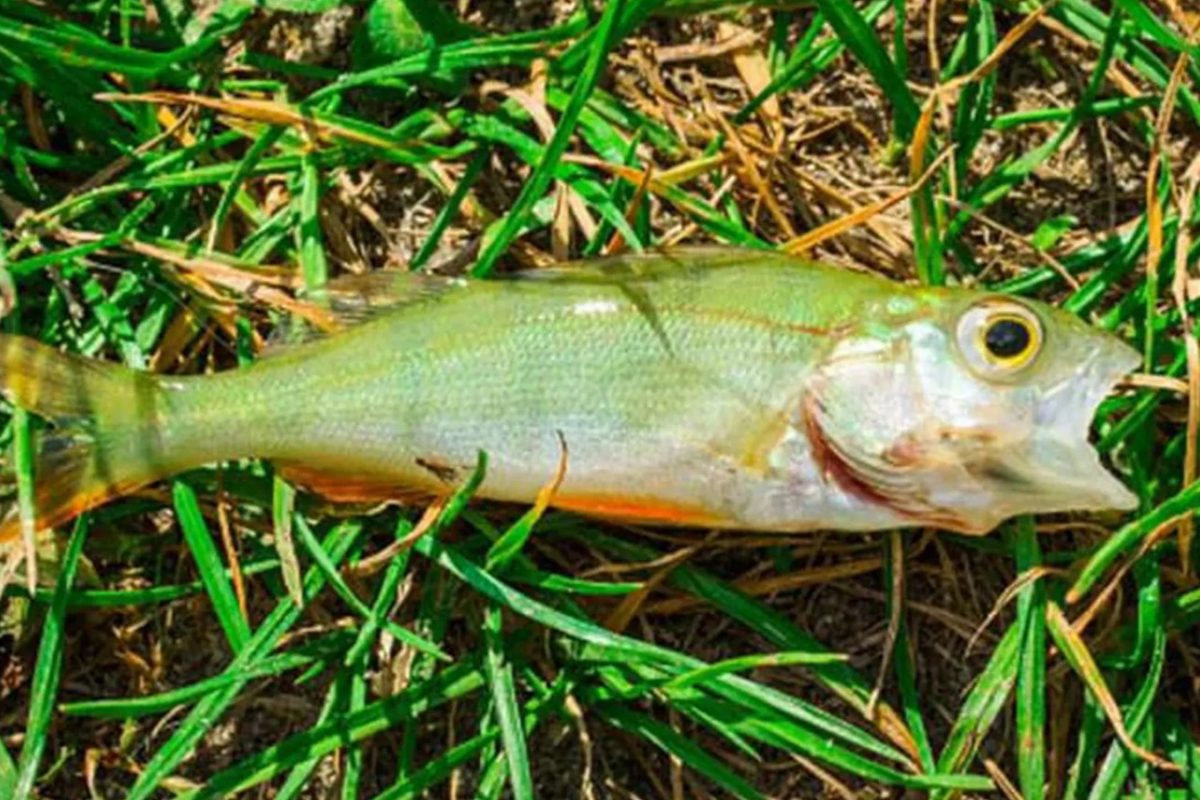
1076, 339, 1142, 436
1077, 340, 1141, 510
1006, 338, 1141, 513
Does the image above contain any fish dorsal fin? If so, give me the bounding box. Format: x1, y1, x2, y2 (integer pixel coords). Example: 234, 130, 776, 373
502, 245, 777, 286
265, 269, 467, 352
321, 270, 467, 323
266, 246, 775, 352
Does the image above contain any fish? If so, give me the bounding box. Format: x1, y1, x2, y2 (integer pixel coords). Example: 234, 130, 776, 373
0, 246, 1139, 552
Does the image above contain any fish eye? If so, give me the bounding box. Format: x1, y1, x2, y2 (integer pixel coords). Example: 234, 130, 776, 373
984, 316, 1032, 358
956, 300, 1043, 379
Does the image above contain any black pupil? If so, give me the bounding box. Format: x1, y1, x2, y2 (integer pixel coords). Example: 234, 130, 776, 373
985, 319, 1031, 358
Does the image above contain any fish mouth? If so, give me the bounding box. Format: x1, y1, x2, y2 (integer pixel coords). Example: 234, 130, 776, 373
975, 339, 1141, 515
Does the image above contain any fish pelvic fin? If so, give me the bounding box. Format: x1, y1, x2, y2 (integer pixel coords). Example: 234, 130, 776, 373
276, 462, 442, 506
0, 335, 175, 551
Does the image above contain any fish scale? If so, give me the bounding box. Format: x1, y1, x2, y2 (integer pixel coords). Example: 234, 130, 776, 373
219, 272, 823, 509
0, 247, 1139, 545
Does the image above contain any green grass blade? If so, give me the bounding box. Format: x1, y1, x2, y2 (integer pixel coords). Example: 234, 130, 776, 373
13, 516, 88, 800
1054, 0, 1200, 123
811, 0, 918, 140
60, 633, 347, 719
184, 663, 488, 800
1080, 624, 1167, 800
275, 671, 351, 800
594, 703, 766, 800
341, 521, 416, 800
934, 621, 1019, 785
579, 654, 991, 791
1159, 711, 1200, 798
410, 146, 489, 270
1014, 518, 1047, 800
173, 480, 251, 653
482, 605, 534, 799
272, 474, 304, 606
555, 1, 659, 76
946, 5, 1123, 246
1062, 693, 1107, 800
394, 561, 457, 786
292, 514, 446, 660
569, 527, 916, 755
883, 533, 935, 771
471, 0, 626, 276
663, 651, 851, 691
125, 521, 362, 800
373, 733, 496, 800
298, 149, 329, 293
0, 740, 14, 799
950, 0, 997, 180
412, 535, 928, 775
1068, 478, 1200, 602
378, 678, 568, 800
206, 124, 285, 253
2, 558, 281, 609
991, 96, 1155, 130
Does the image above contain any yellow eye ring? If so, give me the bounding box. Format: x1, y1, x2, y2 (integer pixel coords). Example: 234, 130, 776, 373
978, 312, 1040, 367
956, 301, 1043, 379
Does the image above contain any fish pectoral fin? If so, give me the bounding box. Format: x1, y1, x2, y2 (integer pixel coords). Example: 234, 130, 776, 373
552, 492, 729, 528
275, 462, 439, 506
728, 413, 794, 477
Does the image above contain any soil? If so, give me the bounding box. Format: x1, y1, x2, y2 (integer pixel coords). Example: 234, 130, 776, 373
3, 1, 1198, 798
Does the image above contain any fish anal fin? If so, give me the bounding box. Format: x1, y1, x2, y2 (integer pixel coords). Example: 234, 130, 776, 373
275, 462, 438, 506
553, 492, 727, 528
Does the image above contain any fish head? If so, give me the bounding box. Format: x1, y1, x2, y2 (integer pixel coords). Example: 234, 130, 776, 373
804, 288, 1140, 534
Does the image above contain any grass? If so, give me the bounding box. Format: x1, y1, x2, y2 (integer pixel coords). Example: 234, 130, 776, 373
0, 0, 1198, 797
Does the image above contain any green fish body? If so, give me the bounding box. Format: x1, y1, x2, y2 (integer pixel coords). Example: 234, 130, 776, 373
0, 247, 1138, 544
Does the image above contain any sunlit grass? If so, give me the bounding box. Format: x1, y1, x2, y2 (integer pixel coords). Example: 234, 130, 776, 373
1, 1, 1198, 798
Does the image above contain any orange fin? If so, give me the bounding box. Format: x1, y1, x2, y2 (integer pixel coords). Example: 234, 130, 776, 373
0, 434, 155, 549
552, 493, 727, 528
0, 335, 175, 561
276, 462, 438, 505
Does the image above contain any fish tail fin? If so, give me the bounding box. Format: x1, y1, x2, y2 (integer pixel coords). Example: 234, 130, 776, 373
0, 335, 173, 550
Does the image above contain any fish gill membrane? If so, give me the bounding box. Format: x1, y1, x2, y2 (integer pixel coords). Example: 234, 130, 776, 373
0, 251, 1143, 580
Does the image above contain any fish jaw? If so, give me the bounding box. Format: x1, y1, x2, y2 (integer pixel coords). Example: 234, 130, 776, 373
909, 333, 1140, 532
981, 336, 1141, 517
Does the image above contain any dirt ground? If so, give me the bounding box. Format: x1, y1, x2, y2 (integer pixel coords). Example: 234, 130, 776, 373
3, 1, 1198, 798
